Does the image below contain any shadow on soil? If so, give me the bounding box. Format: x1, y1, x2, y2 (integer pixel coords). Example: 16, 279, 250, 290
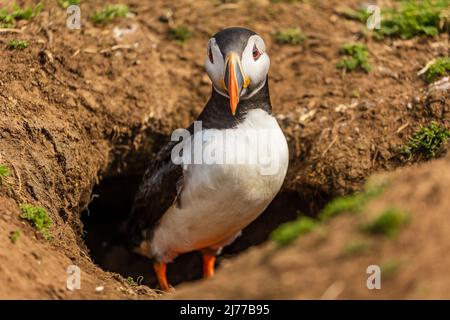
82, 171, 331, 287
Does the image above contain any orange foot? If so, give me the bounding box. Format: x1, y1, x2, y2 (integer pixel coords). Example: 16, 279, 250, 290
202, 253, 216, 279
153, 262, 171, 292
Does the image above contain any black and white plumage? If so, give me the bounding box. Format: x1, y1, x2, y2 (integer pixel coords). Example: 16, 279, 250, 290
124, 27, 289, 290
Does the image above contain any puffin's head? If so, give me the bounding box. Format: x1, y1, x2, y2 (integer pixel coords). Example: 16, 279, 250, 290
205, 27, 270, 116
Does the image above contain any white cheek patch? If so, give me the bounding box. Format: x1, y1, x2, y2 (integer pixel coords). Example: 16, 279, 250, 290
205, 38, 225, 94
241, 35, 270, 99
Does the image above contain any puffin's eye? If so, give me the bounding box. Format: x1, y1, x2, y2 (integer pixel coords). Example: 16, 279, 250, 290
208, 45, 214, 64
252, 44, 261, 61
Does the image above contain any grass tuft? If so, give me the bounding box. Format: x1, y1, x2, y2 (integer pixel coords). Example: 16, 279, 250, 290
57, 0, 80, 9
336, 43, 371, 73
127, 276, 137, 286
400, 122, 450, 160
91, 4, 129, 24
0, 165, 10, 185
342, 7, 371, 22
381, 260, 401, 278
274, 28, 305, 45
343, 0, 450, 39
168, 26, 192, 43
343, 240, 372, 256
424, 57, 450, 83
20, 204, 52, 240
377, 0, 449, 39
270, 216, 317, 247
319, 180, 387, 220
9, 230, 21, 244
0, 2, 43, 28
8, 39, 29, 50
362, 207, 410, 237
320, 193, 367, 219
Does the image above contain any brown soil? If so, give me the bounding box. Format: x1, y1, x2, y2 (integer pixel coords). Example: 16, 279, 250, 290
173, 154, 450, 299
0, 0, 448, 299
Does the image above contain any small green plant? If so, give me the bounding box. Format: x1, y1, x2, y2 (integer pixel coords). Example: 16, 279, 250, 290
9, 230, 21, 244
351, 89, 360, 98
341, 7, 372, 22
319, 193, 367, 220
400, 122, 450, 160
8, 39, 29, 50
91, 4, 129, 24
319, 180, 387, 220
381, 260, 401, 278
336, 43, 371, 73
270, 216, 317, 247
424, 57, 450, 83
274, 28, 305, 45
344, 1, 450, 39
127, 276, 137, 286
0, 165, 10, 185
0, 2, 43, 28
169, 26, 192, 43
343, 240, 373, 256
362, 207, 410, 237
57, 0, 80, 9
20, 204, 52, 240
376, 0, 450, 39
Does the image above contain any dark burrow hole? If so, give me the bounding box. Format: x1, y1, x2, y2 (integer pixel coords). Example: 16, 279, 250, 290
81, 172, 331, 288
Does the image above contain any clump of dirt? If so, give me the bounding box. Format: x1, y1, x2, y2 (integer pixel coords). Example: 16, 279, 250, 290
0, 0, 448, 299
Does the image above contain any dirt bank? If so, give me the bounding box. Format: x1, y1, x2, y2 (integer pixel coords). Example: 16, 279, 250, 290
0, 0, 448, 299
173, 154, 450, 299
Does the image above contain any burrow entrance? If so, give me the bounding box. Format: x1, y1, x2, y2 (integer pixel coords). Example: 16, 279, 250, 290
81, 157, 331, 288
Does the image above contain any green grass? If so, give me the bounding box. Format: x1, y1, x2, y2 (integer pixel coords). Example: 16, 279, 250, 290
8, 39, 29, 50
274, 28, 305, 45
378, 0, 449, 39
319, 193, 368, 219
381, 259, 401, 278
127, 276, 137, 286
127, 275, 143, 286
319, 180, 387, 220
343, 0, 450, 39
424, 57, 450, 83
343, 240, 373, 256
57, 0, 80, 9
9, 230, 21, 244
168, 26, 192, 43
400, 122, 450, 160
342, 7, 372, 23
20, 204, 52, 240
0, 165, 10, 185
351, 89, 360, 98
91, 4, 129, 24
336, 43, 371, 73
0, 2, 43, 28
362, 207, 410, 238
270, 216, 317, 247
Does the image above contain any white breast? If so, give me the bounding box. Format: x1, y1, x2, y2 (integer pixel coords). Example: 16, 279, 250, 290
149, 109, 289, 263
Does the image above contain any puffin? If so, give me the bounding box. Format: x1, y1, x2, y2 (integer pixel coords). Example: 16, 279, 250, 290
124, 27, 289, 291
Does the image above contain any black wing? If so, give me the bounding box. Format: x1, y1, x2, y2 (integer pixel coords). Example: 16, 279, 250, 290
124, 140, 183, 247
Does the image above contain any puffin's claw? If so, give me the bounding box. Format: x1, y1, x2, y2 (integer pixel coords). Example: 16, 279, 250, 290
202, 253, 216, 278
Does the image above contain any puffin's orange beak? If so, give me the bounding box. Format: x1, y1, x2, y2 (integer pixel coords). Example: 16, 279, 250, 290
224, 53, 246, 116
